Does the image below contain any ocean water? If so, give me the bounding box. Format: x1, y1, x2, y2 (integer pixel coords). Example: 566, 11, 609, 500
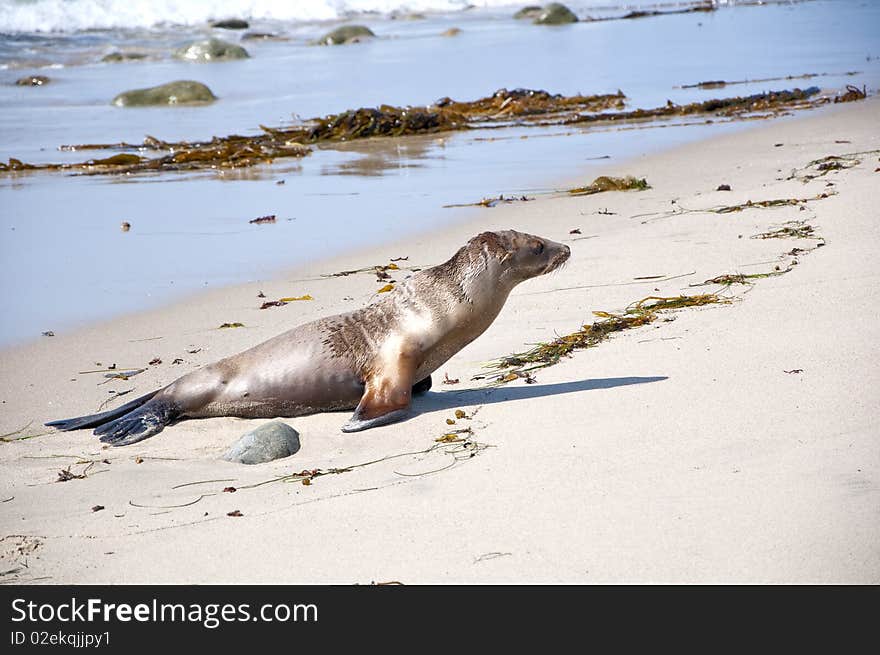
0, 0, 878, 346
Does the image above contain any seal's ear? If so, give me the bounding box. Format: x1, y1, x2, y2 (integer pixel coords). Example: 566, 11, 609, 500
474, 231, 512, 262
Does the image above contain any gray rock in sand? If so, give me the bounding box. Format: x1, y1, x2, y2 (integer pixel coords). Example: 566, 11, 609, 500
534, 3, 579, 25
173, 38, 249, 62
112, 80, 217, 107
222, 421, 301, 465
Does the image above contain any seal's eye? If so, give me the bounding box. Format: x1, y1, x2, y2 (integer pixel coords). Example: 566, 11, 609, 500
532, 241, 545, 255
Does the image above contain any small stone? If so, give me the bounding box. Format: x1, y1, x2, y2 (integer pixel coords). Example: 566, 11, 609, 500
120, 221, 131, 231
15, 75, 49, 86
174, 38, 249, 62
716, 184, 731, 191
223, 421, 301, 464
112, 80, 217, 107
441, 27, 462, 37
211, 18, 249, 30
534, 3, 579, 25
316, 25, 375, 46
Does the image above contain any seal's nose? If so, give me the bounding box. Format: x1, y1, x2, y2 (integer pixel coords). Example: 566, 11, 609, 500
562, 244, 571, 259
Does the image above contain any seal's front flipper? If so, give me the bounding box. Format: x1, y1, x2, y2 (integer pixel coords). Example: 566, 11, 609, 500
342, 363, 417, 433
93, 397, 179, 446
412, 375, 432, 396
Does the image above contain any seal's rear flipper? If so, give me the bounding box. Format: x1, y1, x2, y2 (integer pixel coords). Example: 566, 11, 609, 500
93, 397, 179, 446
45, 390, 160, 432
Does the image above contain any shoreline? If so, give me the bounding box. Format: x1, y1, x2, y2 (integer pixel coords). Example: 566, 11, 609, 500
1, 96, 877, 583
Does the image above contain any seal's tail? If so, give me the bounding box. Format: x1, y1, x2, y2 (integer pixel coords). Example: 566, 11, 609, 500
46, 390, 178, 446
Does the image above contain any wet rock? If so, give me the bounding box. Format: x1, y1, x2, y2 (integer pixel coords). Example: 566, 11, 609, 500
316, 25, 375, 46
441, 27, 462, 37
111, 80, 217, 107
534, 3, 579, 25
173, 38, 249, 62
211, 18, 249, 30
222, 421, 301, 465
101, 52, 147, 63
514, 6, 543, 19
390, 11, 426, 20
242, 32, 281, 41
15, 75, 49, 86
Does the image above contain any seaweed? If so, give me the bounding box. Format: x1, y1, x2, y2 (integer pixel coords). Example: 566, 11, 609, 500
633, 192, 833, 222
678, 70, 860, 90
788, 150, 879, 182
834, 84, 867, 103
443, 194, 533, 209
567, 175, 649, 195
693, 269, 792, 288
482, 294, 726, 382
751, 221, 822, 240
3, 83, 858, 177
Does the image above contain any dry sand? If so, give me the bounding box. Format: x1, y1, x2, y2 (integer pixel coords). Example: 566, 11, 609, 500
1, 97, 878, 584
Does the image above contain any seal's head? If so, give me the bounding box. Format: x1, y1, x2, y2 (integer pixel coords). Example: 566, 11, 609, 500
472, 229, 570, 285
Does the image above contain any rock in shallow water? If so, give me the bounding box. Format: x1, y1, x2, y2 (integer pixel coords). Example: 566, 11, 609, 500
534, 3, 579, 25
222, 421, 301, 465
16, 75, 50, 86
111, 80, 217, 107
316, 25, 375, 45
513, 6, 543, 19
174, 38, 249, 62
211, 18, 249, 30
102, 52, 147, 63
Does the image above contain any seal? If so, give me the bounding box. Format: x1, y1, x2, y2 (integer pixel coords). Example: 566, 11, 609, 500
46, 230, 570, 446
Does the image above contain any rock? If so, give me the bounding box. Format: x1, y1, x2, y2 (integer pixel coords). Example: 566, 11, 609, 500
441, 27, 462, 37
111, 80, 217, 107
514, 6, 543, 19
101, 52, 147, 63
316, 25, 375, 46
211, 18, 249, 29
534, 3, 579, 25
15, 75, 49, 86
222, 421, 301, 464
173, 38, 249, 62
241, 32, 281, 41
390, 11, 426, 20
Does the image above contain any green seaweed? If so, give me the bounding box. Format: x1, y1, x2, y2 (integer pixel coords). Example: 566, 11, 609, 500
482, 294, 726, 383
567, 175, 649, 195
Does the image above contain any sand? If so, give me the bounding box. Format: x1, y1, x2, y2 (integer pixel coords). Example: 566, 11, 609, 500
1, 97, 878, 584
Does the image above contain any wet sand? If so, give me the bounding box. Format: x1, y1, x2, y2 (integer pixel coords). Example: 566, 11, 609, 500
0, 96, 878, 584
3, 0, 879, 346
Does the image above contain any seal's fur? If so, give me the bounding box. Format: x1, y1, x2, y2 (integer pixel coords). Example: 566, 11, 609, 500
47, 230, 570, 445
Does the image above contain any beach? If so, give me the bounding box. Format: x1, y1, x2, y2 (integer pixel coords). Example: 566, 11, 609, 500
1, 94, 878, 584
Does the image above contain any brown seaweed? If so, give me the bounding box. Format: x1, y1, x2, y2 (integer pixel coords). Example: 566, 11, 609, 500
0, 84, 862, 177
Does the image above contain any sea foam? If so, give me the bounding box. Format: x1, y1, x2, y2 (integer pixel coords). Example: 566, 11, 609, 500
0, 0, 523, 33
